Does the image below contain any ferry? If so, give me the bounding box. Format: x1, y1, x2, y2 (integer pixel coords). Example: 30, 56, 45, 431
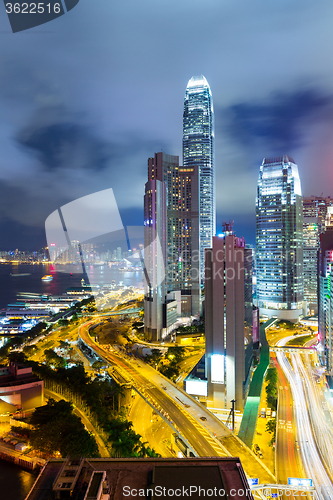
10, 273, 31, 277
41, 275, 53, 282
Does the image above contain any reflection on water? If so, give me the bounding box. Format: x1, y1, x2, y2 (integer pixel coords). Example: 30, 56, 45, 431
54, 263, 144, 289
0, 460, 37, 500
0, 263, 144, 310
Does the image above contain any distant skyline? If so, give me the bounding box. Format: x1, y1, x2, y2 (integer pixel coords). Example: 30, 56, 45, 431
1, 1, 333, 250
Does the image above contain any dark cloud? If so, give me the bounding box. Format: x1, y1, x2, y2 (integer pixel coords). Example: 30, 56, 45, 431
219, 88, 333, 156
0, 102, 170, 249
2, 1, 333, 248
18, 121, 110, 171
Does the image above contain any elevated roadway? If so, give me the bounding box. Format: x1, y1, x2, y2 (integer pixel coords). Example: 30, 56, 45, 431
79, 319, 276, 484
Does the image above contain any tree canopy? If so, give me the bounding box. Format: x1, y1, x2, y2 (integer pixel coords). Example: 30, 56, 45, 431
29, 398, 99, 457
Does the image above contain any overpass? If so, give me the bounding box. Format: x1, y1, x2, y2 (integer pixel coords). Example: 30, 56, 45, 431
78, 318, 276, 484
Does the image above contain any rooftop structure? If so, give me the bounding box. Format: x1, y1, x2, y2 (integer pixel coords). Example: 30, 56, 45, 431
26, 457, 253, 500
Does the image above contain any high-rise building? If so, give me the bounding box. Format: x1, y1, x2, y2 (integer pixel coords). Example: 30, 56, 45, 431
183, 75, 215, 281
303, 217, 320, 314
205, 233, 253, 411
144, 152, 200, 340
256, 156, 304, 321
143, 178, 167, 340
303, 196, 333, 227
303, 196, 333, 315
318, 208, 333, 371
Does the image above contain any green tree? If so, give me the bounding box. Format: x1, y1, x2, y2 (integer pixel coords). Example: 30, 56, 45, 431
92, 360, 105, 372
29, 399, 99, 457
23, 345, 37, 357
159, 362, 180, 381
265, 367, 278, 384
166, 346, 185, 363
266, 418, 277, 448
59, 340, 70, 350
7, 351, 27, 364
44, 349, 66, 368
145, 349, 163, 368
58, 319, 69, 327
265, 367, 278, 411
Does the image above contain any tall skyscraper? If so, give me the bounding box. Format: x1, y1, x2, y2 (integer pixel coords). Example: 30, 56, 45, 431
318, 208, 333, 371
143, 178, 167, 340
205, 233, 253, 411
144, 152, 200, 340
183, 75, 215, 281
303, 196, 333, 315
256, 156, 304, 321
303, 217, 320, 314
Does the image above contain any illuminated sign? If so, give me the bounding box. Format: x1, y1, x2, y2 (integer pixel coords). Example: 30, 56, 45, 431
211, 354, 224, 384
185, 380, 208, 397
247, 478, 259, 487
288, 478, 313, 487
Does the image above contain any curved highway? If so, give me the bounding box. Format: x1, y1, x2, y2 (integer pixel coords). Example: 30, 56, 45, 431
78, 319, 276, 484
79, 320, 227, 457
276, 348, 333, 500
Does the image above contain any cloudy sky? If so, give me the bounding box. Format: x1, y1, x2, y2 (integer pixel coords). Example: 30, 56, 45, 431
1, 0, 333, 249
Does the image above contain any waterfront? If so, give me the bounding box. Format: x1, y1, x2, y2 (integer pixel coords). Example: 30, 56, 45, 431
0, 262, 144, 311
0, 262, 144, 497
0, 459, 37, 500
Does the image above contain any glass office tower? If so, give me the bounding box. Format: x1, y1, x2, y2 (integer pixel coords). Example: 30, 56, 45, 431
256, 156, 304, 321
183, 75, 215, 281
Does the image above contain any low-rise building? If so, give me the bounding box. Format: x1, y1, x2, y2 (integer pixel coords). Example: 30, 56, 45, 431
26, 457, 253, 500
0, 361, 43, 412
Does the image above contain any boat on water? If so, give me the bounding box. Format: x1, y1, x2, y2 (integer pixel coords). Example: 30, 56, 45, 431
41, 275, 53, 282
10, 273, 31, 277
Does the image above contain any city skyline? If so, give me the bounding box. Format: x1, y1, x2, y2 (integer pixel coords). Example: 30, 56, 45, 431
1, 2, 333, 248
2, 2, 333, 497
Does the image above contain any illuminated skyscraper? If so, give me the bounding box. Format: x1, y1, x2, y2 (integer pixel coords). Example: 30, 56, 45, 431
256, 156, 304, 321
303, 217, 320, 314
303, 196, 333, 315
144, 152, 200, 340
318, 208, 333, 371
183, 75, 215, 280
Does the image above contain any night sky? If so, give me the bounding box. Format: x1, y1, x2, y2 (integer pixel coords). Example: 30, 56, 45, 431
1, 0, 333, 250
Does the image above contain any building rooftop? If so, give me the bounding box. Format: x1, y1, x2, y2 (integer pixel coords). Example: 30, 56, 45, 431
262, 155, 295, 165
26, 457, 254, 500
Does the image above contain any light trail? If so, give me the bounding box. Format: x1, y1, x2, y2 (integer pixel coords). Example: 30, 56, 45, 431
294, 353, 333, 481
277, 350, 333, 500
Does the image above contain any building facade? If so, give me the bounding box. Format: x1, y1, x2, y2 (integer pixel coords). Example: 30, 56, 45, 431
183, 75, 215, 281
318, 208, 333, 371
303, 196, 333, 315
205, 234, 253, 411
256, 156, 304, 321
303, 196, 333, 227
143, 178, 167, 340
144, 152, 200, 340
0, 362, 43, 412
303, 216, 320, 314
